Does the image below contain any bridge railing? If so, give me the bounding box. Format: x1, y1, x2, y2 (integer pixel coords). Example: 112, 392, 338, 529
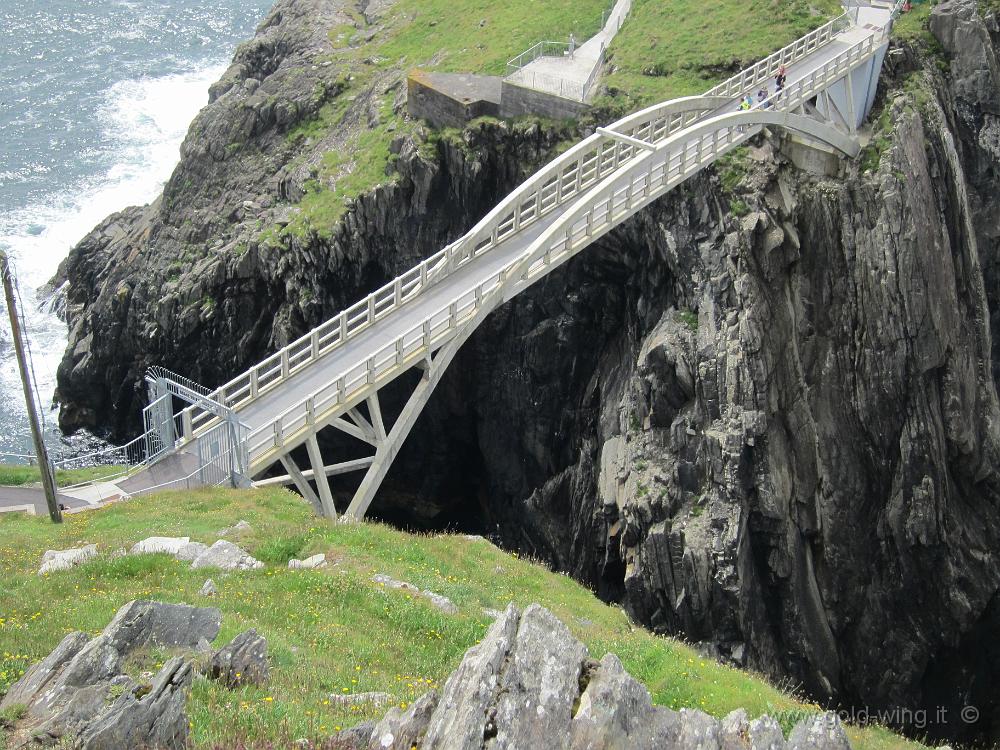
510, 38, 879, 294
506, 68, 592, 101
243, 29, 880, 466
53, 434, 148, 471
705, 12, 852, 99
182, 100, 726, 439
506, 41, 573, 75
179, 11, 860, 447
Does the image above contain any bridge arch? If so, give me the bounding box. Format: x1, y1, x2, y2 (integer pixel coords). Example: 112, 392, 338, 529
503, 109, 860, 301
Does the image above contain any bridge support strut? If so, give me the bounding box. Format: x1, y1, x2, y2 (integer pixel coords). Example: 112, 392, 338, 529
279, 453, 323, 515
342, 330, 472, 522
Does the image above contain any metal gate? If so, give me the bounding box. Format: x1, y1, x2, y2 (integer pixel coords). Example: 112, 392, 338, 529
143, 394, 175, 462
197, 421, 231, 486
196, 418, 251, 488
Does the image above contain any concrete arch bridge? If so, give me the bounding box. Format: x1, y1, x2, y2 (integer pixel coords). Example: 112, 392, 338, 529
69, 2, 901, 519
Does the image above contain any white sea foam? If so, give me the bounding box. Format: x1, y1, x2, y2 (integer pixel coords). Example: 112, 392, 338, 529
0, 63, 225, 455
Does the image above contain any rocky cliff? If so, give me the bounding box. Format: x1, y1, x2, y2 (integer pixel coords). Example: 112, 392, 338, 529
54, 0, 1000, 744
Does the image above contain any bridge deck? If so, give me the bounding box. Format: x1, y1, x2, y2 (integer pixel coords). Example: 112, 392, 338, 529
231, 23, 878, 443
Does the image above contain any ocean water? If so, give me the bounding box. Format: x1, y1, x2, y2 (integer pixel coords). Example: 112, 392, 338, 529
0, 0, 273, 460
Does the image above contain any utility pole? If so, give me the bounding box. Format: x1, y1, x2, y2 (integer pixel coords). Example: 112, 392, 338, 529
0, 250, 61, 523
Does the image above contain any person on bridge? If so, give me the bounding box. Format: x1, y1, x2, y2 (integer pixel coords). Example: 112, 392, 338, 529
756, 88, 771, 108
738, 95, 752, 132
775, 65, 787, 96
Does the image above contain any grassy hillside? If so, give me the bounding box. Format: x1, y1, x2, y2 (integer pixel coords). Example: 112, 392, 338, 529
601, 0, 844, 108
269, 0, 844, 239
0, 488, 922, 749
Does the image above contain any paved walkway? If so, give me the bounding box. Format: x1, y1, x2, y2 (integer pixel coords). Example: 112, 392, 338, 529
506, 0, 632, 101
0, 486, 91, 516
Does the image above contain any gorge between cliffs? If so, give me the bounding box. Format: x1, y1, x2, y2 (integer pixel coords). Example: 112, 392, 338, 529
47, 0, 1000, 745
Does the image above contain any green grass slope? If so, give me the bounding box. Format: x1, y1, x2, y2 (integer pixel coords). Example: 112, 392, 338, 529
601, 0, 844, 108
0, 489, 922, 749
0, 464, 126, 488
267, 0, 844, 239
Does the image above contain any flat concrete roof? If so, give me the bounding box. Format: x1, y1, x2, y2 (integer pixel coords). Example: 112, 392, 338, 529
410, 70, 502, 105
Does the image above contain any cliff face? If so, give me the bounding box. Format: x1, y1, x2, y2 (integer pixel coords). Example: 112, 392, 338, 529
56, 0, 1000, 743
54, 0, 574, 435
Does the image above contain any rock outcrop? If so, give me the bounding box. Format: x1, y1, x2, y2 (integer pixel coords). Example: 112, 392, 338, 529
0, 600, 220, 749
335, 603, 853, 750
51, 0, 1000, 743
190, 539, 264, 570
209, 628, 269, 688
38, 544, 97, 574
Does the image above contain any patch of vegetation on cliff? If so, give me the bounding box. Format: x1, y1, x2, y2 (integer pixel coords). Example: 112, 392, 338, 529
0, 489, 923, 750
268, 0, 847, 240
264, 0, 612, 240
891, 1, 949, 71
892, 2, 937, 40
715, 146, 751, 194
599, 0, 844, 110
859, 71, 936, 174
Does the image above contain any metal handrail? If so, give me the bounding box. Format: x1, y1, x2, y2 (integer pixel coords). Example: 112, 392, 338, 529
704, 12, 852, 98
146, 365, 212, 397
506, 41, 571, 74
53, 432, 148, 470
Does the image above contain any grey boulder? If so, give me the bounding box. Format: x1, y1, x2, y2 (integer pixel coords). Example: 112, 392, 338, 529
209, 628, 269, 688
77, 657, 193, 750
38, 544, 97, 574
129, 536, 190, 556
787, 713, 852, 750
191, 539, 263, 571
288, 553, 327, 569
176, 541, 210, 562
0, 601, 219, 749
331, 603, 857, 750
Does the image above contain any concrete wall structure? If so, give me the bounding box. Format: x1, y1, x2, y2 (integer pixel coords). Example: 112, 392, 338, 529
407, 70, 501, 130
498, 80, 591, 121
407, 70, 592, 127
